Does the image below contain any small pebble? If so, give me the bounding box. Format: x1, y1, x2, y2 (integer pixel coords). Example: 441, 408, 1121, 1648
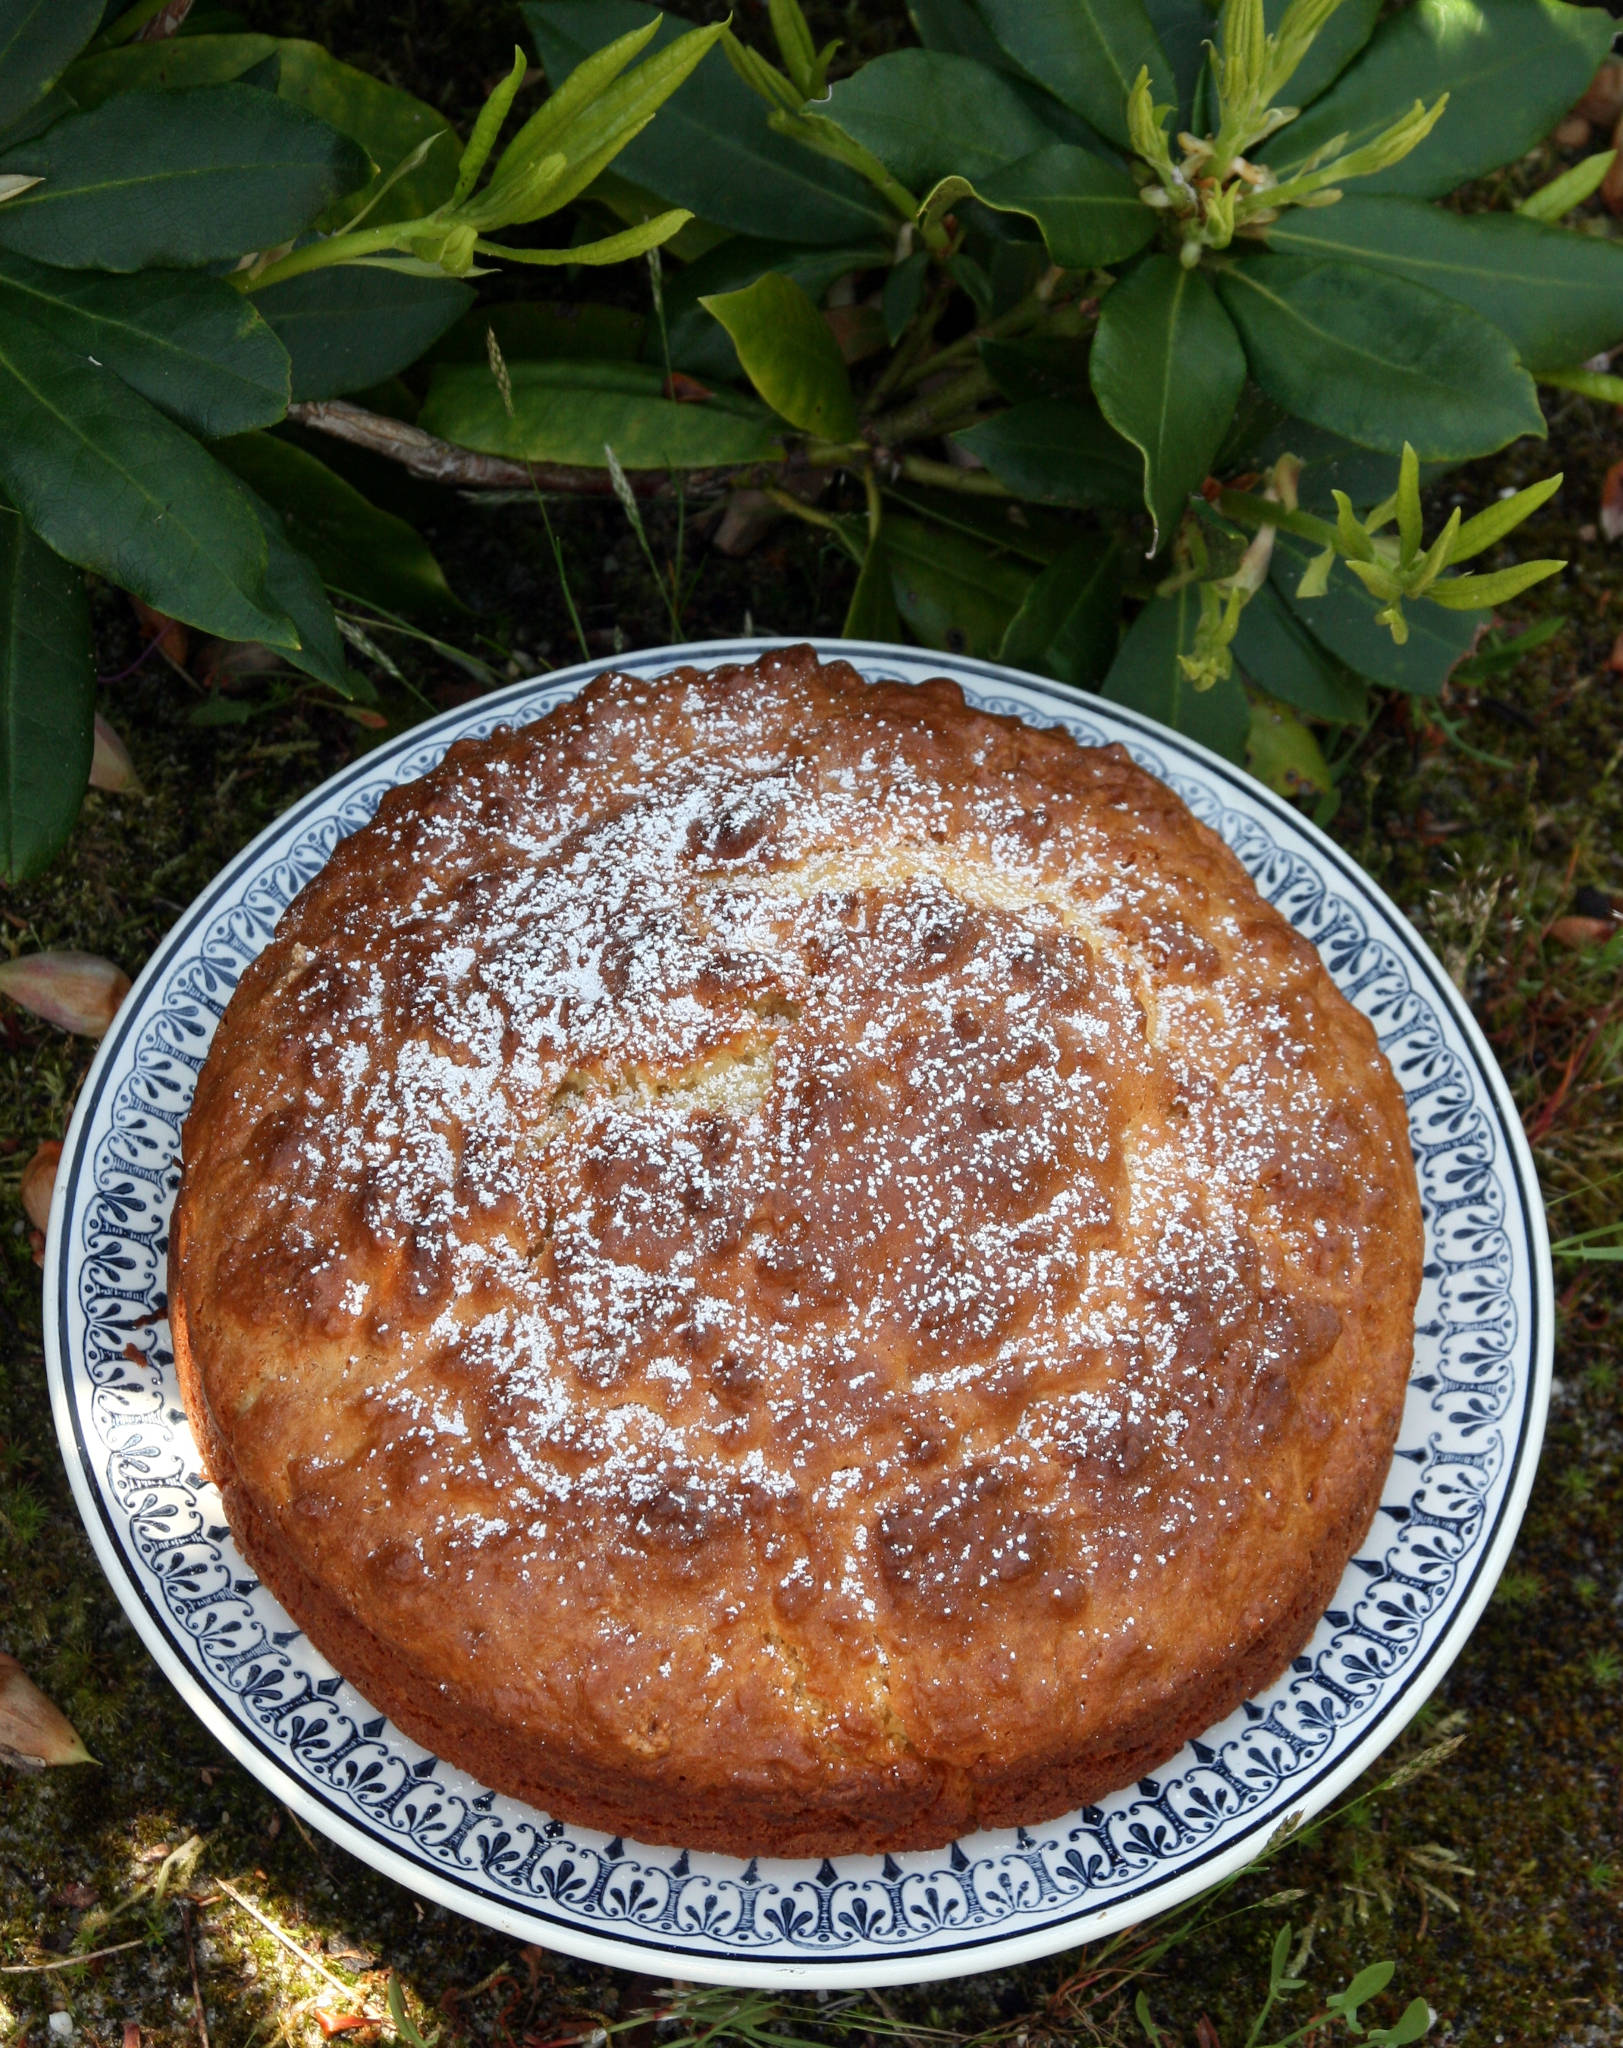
48, 2014, 74, 2043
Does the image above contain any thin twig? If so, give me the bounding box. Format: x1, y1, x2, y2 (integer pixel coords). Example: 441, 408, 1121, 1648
0, 1937, 146, 1974
213, 1877, 380, 2016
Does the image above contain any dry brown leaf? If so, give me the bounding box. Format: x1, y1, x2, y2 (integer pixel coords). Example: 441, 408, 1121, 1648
1550, 915, 1615, 948
1600, 460, 1623, 543
123, 2026, 142, 2048
0, 1655, 95, 1769
0, 952, 130, 1036
314, 2016, 380, 2038
1577, 56, 1623, 128
128, 594, 188, 668
21, 1139, 61, 1233
90, 715, 143, 794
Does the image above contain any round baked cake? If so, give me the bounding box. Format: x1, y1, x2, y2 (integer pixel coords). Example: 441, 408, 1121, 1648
171, 645, 1422, 1857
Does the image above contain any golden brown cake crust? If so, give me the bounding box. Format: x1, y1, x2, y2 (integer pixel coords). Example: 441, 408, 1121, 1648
170, 646, 1422, 1857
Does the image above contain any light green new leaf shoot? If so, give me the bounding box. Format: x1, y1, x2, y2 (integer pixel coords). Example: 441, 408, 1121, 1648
1518, 149, 1617, 223
768, 0, 829, 100
1332, 489, 1375, 562
1425, 559, 1567, 609
451, 46, 529, 207
1448, 474, 1564, 564
477, 209, 693, 268
460, 150, 567, 234
487, 17, 662, 194
1264, 0, 1349, 100
1395, 442, 1422, 565
721, 31, 804, 115
1266, 94, 1448, 208
1295, 544, 1336, 599
1408, 504, 1460, 596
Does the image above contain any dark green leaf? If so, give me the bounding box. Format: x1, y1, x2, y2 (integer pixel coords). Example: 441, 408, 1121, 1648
273, 40, 457, 228
1232, 580, 1367, 721
524, 1, 893, 244
954, 397, 1143, 507
700, 271, 857, 439
999, 535, 1120, 685
63, 30, 279, 107
0, 249, 287, 434
843, 531, 901, 639
1218, 256, 1545, 461
1264, 197, 1623, 375
1262, 0, 1613, 198
884, 510, 1035, 656
975, 0, 1172, 148
1264, 0, 1379, 109
1271, 527, 1475, 696
434, 300, 646, 367
822, 50, 1058, 187
661, 238, 885, 381
0, 305, 295, 645
251, 267, 473, 402
1101, 582, 1249, 760
971, 144, 1156, 269
0, 0, 102, 135
907, 0, 1019, 71
1247, 691, 1333, 798
1245, 415, 1446, 515
419, 357, 784, 468
0, 493, 92, 880
1092, 254, 1246, 550
980, 335, 1092, 405
214, 431, 460, 620
237, 481, 352, 692
0, 85, 370, 271
62, 31, 455, 223
1145, 0, 1216, 117
883, 484, 1083, 565
883, 248, 929, 344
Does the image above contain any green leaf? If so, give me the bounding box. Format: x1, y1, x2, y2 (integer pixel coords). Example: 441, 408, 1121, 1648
1232, 580, 1367, 721
480, 208, 692, 267
1247, 690, 1333, 799
237, 481, 352, 693
1102, 582, 1250, 760
1368, 1997, 1434, 2048
699, 271, 856, 439
975, 0, 1173, 148
0, 0, 102, 136
1271, 527, 1474, 696
0, 84, 370, 271
1519, 148, 1617, 222
523, 1, 893, 244
980, 336, 1091, 405
1145, 0, 1219, 117
61, 32, 456, 225
660, 237, 884, 381
1264, 197, 1623, 375
1216, 256, 1545, 461
419, 357, 784, 468
214, 431, 460, 621
272, 40, 458, 228
908, 0, 1024, 72
998, 535, 1120, 685
1092, 254, 1246, 552
970, 145, 1156, 269
884, 510, 1036, 657
821, 50, 1058, 187
1261, 0, 1613, 199
843, 531, 902, 639
1263, 0, 1380, 109
0, 250, 287, 435
251, 267, 473, 402
433, 299, 647, 368
883, 248, 929, 344
0, 305, 295, 646
953, 398, 1143, 508
0, 493, 92, 881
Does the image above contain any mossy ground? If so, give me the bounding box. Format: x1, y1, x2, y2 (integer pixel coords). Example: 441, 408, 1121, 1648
3, 6, 1622, 2044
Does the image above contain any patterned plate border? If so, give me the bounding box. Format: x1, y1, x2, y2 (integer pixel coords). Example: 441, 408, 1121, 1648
44, 639, 1551, 1990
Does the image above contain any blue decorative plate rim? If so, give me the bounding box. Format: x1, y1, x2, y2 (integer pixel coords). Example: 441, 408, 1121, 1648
44, 638, 1551, 1990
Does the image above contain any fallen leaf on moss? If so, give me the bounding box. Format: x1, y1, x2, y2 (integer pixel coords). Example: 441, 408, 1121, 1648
90, 716, 143, 795
315, 2016, 381, 2038
1600, 461, 1623, 543
1578, 57, 1623, 129
1550, 915, 1615, 948
0, 1655, 95, 1769
21, 1139, 61, 1236
0, 952, 130, 1036
128, 595, 188, 669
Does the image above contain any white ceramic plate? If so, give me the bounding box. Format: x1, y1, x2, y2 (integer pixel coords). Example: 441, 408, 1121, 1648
45, 639, 1550, 1989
